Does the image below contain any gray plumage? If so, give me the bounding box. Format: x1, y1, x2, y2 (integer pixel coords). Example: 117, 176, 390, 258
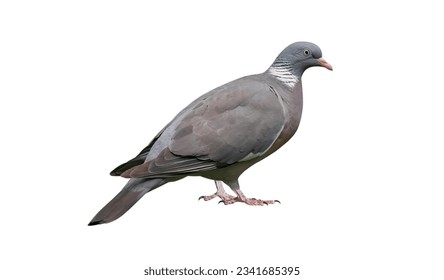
89, 41, 332, 226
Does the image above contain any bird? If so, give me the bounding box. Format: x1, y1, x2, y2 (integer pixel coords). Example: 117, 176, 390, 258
89, 41, 332, 226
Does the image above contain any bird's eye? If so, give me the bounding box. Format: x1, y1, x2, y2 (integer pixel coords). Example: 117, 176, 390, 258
304, 49, 310, 56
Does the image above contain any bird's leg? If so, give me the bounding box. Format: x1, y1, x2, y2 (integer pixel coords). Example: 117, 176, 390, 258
231, 189, 280, 205
222, 180, 280, 206
198, 180, 236, 203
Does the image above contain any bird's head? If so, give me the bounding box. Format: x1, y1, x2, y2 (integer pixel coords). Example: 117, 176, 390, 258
271, 41, 332, 78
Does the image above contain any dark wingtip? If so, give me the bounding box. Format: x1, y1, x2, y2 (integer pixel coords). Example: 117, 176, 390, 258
110, 166, 123, 176
110, 159, 145, 177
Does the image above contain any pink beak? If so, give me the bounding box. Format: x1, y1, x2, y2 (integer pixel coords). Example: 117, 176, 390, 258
318, 58, 333, 71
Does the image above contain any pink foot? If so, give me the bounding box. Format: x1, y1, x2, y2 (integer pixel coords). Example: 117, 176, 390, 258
220, 189, 280, 206
199, 181, 236, 203
220, 197, 280, 205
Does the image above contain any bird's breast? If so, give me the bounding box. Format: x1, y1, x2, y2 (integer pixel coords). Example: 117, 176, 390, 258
267, 82, 303, 155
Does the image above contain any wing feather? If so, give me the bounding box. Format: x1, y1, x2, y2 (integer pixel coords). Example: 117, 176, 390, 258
124, 76, 286, 179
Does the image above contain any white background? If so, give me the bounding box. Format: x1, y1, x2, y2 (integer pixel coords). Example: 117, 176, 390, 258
1, 1, 443, 279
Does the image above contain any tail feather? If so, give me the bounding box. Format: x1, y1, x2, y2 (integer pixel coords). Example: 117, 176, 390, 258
88, 179, 162, 226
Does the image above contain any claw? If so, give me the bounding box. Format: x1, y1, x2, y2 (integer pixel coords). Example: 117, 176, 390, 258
198, 196, 204, 201
263, 201, 268, 206
218, 200, 225, 205
275, 200, 281, 204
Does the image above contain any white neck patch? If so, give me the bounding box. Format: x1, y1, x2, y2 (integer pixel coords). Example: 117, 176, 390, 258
268, 65, 299, 89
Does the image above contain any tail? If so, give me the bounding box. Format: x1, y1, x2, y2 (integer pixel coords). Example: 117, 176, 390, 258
88, 178, 163, 226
